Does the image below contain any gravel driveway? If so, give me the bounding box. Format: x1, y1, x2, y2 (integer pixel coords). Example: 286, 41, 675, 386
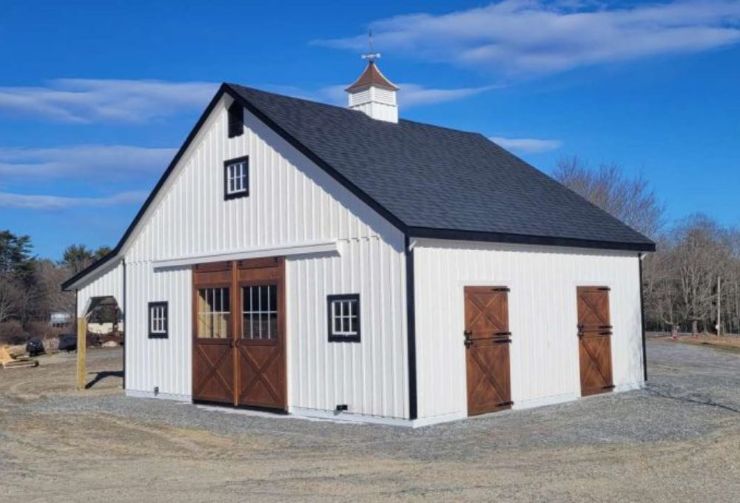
0, 339, 738, 502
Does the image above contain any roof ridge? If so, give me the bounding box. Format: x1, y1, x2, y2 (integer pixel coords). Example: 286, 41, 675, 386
227, 83, 486, 137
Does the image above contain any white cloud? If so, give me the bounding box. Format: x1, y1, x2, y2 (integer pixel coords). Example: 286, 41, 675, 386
315, 0, 740, 75
0, 145, 175, 179
0, 79, 217, 123
398, 83, 498, 107
0, 190, 147, 210
281, 82, 497, 108
489, 136, 562, 153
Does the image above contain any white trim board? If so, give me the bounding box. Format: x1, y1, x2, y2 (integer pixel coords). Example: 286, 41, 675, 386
125, 389, 192, 402
152, 240, 339, 269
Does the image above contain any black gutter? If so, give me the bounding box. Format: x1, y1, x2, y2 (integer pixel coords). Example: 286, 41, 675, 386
407, 227, 656, 253
639, 253, 648, 382
404, 235, 418, 420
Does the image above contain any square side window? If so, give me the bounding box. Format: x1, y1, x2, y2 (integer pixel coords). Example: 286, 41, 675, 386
327, 294, 360, 343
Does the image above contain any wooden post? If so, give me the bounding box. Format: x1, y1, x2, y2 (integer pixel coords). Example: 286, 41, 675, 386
76, 317, 87, 390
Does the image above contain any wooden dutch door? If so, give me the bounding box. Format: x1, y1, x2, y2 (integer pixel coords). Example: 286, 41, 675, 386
464, 286, 513, 415
576, 286, 614, 396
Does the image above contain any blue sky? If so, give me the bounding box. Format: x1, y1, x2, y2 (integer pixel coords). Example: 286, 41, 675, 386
1, 0, 739, 259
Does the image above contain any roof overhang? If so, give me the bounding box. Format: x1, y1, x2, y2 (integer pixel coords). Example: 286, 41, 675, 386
62, 252, 122, 291
62, 85, 235, 292
407, 227, 656, 253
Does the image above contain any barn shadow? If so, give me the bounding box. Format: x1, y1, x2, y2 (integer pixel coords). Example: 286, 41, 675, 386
84, 370, 124, 389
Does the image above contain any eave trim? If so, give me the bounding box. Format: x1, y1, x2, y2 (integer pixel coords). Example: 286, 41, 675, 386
407, 227, 656, 252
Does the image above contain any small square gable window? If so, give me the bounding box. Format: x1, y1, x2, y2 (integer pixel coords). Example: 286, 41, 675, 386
224, 156, 249, 200
228, 102, 244, 138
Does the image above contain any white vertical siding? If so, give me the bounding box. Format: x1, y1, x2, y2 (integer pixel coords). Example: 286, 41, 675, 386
114, 98, 407, 418
287, 237, 407, 418
124, 262, 192, 398
413, 239, 644, 421
76, 262, 123, 317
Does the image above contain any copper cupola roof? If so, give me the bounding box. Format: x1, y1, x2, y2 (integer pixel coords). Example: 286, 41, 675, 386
345, 61, 399, 92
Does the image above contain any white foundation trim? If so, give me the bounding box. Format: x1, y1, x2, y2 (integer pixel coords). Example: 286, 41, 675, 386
615, 381, 645, 392
411, 411, 467, 427
152, 240, 339, 269
126, 389, 192, 402
512, 392, 581, 411
288, 406, 412, 427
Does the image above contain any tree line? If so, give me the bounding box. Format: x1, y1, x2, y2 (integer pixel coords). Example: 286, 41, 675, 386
555, 158, 739, 335
0, 232, 110, 343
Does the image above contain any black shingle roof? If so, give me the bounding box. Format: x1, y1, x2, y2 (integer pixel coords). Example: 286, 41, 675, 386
63, 82, 654, 291
229, 84, 654, 251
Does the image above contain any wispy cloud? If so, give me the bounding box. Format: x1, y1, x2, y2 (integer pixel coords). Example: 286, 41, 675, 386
489, 136, 562, 153
272, 82, 497, 108
0, 190, 147, 210
315, 0, 740, 76
0, 145, 175, 179
0, 79, 217, 123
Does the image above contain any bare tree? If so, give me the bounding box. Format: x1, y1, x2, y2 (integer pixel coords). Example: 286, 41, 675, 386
552, 160, 739, 335
553, 157, 664, 237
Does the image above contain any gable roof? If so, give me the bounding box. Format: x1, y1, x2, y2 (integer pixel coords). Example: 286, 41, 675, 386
229, 84, 654, 250
63, 83, 653, 291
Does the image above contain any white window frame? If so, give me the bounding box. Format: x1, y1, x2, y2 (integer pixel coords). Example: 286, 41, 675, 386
224, 156, 249, 199
148, 302, 168, 339
327, 294, 360, 342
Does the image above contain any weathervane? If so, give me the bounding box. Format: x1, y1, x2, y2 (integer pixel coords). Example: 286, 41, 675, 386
361, 29, 380, 63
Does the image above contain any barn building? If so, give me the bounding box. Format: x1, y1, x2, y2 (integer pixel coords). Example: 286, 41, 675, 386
63, 60, 654, 426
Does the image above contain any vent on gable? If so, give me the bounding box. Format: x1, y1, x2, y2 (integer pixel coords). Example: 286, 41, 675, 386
228, 102, 244, 138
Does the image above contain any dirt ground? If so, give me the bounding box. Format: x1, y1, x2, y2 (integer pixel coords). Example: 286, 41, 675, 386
0, 340, 738, 502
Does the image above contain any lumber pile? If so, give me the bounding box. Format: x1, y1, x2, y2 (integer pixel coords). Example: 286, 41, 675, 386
0, 345, 39, 369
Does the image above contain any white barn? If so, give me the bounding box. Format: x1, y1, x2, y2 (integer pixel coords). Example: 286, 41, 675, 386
63, 61, 654, 427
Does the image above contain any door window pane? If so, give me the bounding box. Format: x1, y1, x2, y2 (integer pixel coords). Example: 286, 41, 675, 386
242, 284, 278, 340
197, 287, 230, 338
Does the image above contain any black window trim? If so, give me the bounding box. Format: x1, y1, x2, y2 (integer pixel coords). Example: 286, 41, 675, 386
227, 101, 244, 138
148, 301, 169, 339
327, 294, 361, 343
223, 155, 250, 201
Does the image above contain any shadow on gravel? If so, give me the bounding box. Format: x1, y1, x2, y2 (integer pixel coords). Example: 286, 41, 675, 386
85, 370, 124, 390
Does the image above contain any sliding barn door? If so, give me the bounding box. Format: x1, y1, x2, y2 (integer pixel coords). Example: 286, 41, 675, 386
577, 286, 614, 396
192, 258, 286, 410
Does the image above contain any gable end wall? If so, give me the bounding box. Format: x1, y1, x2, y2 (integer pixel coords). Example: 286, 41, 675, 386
118, 98, 409, 418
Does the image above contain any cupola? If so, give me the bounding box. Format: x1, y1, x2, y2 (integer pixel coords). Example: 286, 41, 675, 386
345, 55, 399, 123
